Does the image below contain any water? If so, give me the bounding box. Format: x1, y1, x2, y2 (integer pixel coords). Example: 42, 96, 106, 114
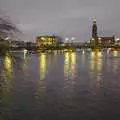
0, 51, 120, 120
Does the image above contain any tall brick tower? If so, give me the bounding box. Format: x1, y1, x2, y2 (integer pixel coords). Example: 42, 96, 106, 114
92, 18, 98, 45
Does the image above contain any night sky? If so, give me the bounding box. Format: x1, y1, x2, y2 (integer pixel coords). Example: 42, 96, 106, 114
0, 0, 120, 41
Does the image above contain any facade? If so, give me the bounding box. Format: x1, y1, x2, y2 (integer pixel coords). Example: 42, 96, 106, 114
9, 40, 25, 48
90, 18, 115, 46
25, 42, 36, 48
36, 35, 62, 47
98, 36, 115, 46
92, 18, 98, 39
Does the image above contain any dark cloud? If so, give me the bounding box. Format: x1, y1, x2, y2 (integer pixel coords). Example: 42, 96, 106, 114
0, 0, 120, 41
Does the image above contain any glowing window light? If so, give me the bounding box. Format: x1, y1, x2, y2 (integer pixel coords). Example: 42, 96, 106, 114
98, 38, 102, 43
41, 37, 45, 40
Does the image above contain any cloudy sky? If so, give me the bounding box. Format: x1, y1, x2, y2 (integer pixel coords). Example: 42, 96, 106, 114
0, 0, 120, 41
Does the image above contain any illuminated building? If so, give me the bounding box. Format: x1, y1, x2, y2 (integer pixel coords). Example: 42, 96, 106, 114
90, 18, 115, 46
36, 35, 62, 47
98, 36, 115, 46
115, 38, 120, 45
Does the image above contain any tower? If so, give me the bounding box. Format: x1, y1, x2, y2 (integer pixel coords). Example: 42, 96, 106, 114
92, 17, 97, 38
92, 17, 98, 46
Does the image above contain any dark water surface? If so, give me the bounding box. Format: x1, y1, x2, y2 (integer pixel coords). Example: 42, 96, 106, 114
0, 51, 120, 120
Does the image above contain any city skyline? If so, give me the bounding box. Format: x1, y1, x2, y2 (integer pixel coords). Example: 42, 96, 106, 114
0, 0, 120, 41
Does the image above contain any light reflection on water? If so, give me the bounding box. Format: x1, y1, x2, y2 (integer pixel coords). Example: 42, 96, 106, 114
64, 52, 76, 89
0, 54, 14, 109
39, 53, 47, 81
22, 54, 29, 75
90, 51, 103, 72
89, 51, 103, 92
2, 54, 13, 90
64, 52, 76, 79
36, 53, 47, 97
112, 50, 118, 57
0, 51, 120, 120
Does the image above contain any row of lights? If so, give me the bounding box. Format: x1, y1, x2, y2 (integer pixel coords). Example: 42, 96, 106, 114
65, 37, 76, 43
92, 37, 120, 41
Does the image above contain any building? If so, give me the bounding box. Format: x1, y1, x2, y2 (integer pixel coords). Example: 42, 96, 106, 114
9, 40, 25, 48
98, 36, 115, 46
25, 41, 36, 48
90, 18, 115, 46
36, 35, 62, 47
0, 37, 9, 52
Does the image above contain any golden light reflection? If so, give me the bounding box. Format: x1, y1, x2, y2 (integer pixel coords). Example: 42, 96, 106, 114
91, 51, 102, 58
90, 51, 103, 72
39, 53, 47, 80
112, 62, 118, 73
35, 53, 47, 97
22, 55, 28, 74
113, 51, 118, 57
70, 52, 76, 80
23, 49, 28, 59
89, 51, 103, 90
4, 55, 12, 71
20, 49, 28, 74
64, 52, 70, 78
110, 51, 119, 73
71, 52, 76, 65
111, 58, 119, 73
34, 53, 47, 100
64, 52, 76, 80
1, 54, 13, 100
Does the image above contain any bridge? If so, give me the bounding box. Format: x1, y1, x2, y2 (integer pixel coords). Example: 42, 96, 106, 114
35, 44, 120, 50
9, 42, 120, 51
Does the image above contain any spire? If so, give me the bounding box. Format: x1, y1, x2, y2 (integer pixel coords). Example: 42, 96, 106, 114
93, 17, 96, 24
92, 17, 97, 38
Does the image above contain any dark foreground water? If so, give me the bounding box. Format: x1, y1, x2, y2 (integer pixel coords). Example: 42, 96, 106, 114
0, 51, 120, 120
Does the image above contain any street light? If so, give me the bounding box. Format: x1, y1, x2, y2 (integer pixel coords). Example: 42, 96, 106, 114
65, 37, 69, 43
115, 38, 120, 41
71, 37, 76, 41
98, 37, 102, 44
71, 37, 76, 46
